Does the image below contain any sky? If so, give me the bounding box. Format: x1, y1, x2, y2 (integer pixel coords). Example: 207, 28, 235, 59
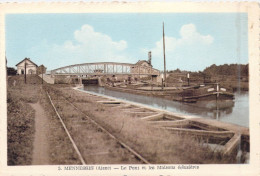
5, 13, 248, 71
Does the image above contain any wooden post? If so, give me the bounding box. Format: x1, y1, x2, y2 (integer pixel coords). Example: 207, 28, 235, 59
42, 66, 43, 84
24, 61, 27, 84
187, 73, 190, 86
161, 74, 164, 90
216, 83, 219, 112
223, 133, 241, 155
138, 66, 140, 79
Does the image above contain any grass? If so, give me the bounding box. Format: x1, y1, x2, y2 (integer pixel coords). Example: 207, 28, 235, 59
44, 86, 141, 164
7, 75, 40, 165
7, 98, 35, 165
7, 75, 81, 165
90, 108, 235, 164
39, 92, 81, 164
37, 83, 82, 164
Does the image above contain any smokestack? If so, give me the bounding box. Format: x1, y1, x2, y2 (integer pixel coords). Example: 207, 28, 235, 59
148, 51, 152, 65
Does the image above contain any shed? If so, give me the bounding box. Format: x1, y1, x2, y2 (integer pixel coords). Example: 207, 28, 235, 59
16, 58, 38, 75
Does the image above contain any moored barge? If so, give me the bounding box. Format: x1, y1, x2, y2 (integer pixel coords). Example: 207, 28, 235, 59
175, 83, 235, 110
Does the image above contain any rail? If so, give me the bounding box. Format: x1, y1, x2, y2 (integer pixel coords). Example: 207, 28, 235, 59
46, 91, 86, 165
47, 89, 150, 164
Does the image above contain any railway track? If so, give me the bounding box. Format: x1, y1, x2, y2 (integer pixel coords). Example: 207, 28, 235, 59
46, 90, 150, 165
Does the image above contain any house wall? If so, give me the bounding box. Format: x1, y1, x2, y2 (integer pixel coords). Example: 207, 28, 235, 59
130, 61, 159, 76
17, 61, 37, 75
157, 73, 170, 82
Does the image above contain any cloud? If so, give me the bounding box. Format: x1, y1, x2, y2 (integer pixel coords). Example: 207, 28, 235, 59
144, 24, 214, 71
29, 23, 214, 71
74, 25, 127, 51
34, 24, 129, 69
179, 24, 213, 44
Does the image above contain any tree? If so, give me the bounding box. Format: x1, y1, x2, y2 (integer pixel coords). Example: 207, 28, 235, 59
7, 67, 17, 75
241, 64, 248, 77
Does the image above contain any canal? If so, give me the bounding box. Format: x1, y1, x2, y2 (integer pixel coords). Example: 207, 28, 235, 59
81, 86, 249, 127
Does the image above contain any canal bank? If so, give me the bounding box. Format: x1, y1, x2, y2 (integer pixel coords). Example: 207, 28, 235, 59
40, 83, 248, 164
75, 86, 249, 163
44, 85, 238, 164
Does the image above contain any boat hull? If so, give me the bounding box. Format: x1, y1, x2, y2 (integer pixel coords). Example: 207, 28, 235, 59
183, 92, 235, 110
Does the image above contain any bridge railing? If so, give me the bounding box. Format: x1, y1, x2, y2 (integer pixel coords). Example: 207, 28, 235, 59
51, 62, 160, 76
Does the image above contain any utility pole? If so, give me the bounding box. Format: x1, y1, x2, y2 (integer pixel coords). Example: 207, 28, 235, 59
42, 66, 43, 84
24, 61, 27, 84
163, 22, 166, 87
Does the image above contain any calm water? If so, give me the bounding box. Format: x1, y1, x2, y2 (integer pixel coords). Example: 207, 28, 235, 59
81, 86, 249, 127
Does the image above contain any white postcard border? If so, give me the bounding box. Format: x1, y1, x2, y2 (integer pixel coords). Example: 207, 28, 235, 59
0, 2, 259, 176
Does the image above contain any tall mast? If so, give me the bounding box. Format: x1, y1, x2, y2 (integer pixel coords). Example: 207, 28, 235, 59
163, 22, 166, 87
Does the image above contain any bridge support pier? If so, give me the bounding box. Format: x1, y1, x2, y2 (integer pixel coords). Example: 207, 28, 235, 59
78, 77, 82, 85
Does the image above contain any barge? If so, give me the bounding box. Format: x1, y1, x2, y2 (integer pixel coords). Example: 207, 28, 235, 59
174, 83, 235, 110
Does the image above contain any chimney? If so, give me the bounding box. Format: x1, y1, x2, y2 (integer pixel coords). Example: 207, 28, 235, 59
148, 51, 152, 65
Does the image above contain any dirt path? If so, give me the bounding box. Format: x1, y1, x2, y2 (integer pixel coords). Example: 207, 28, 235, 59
30, 102, 49, 165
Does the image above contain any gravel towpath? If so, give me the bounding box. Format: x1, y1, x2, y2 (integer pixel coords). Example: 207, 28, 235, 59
30, 102, 49, 165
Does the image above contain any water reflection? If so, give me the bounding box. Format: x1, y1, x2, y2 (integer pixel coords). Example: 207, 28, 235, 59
81, 86, 249, 127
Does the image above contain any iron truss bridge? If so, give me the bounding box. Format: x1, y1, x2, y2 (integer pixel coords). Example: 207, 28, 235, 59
51, 62, 160, 76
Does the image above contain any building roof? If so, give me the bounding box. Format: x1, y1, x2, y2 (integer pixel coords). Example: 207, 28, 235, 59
16, 58, 38, 67
135, 60, 150, 66
38, 64, 47, 68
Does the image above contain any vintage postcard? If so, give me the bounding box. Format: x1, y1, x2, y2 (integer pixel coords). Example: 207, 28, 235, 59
0, 2, 259, 176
